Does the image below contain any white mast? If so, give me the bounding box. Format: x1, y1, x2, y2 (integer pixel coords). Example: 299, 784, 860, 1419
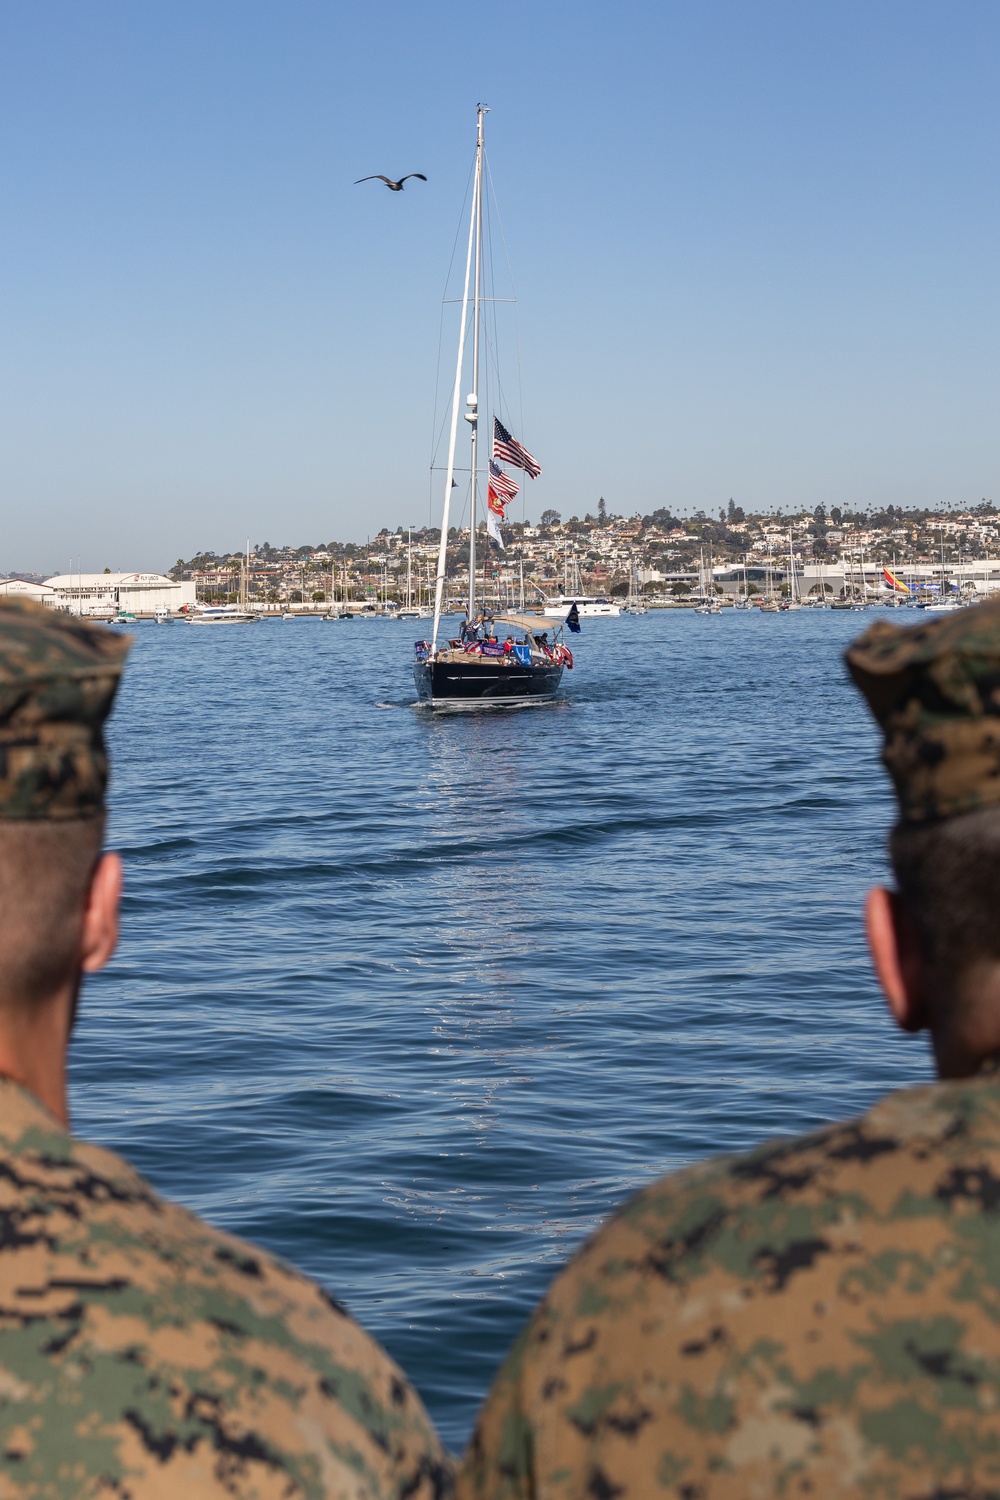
430, 105, 485, 653
467, 105, 486, 621
406, 528, 413, 610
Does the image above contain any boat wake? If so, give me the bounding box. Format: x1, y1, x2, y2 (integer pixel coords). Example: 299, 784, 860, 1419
410, 696, 569, 715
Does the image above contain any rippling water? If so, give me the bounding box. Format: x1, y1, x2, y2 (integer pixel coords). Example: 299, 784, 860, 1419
70, 607, 932, 1451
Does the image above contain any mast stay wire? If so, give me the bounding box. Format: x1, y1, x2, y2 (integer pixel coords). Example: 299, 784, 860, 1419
485, 156, 526, 496
484, 153, 528, 530
428, 156, 476, 528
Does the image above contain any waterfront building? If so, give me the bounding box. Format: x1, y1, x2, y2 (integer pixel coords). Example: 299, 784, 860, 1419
0, 579, 59, 605
44, 572, 196, 617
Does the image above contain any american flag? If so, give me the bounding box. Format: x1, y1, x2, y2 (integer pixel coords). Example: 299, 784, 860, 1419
493, 418, 541, 479
488, 459, 519, 501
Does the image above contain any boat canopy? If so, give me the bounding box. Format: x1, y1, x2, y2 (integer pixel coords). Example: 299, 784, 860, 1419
489, 613, 558, 634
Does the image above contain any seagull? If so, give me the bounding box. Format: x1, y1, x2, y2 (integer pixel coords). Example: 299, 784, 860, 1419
354, 173, 427, 192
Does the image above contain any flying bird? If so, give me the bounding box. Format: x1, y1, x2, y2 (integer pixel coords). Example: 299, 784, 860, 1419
354, 173, 427, 191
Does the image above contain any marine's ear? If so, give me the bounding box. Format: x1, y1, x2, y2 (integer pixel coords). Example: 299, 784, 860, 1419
865, 885, 929, 1033
80, 852, 122, 975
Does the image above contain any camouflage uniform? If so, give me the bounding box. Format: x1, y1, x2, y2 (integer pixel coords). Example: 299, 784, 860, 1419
0, 597, 130, 821
0, 601, 452, 1497
460, 1068, 1000, 1500
458, 599, 1000, 1499
0, 1078, 449, 1497
845, 594, 1000, 824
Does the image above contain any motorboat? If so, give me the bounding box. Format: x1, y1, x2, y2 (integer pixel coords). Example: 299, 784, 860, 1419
543, 595, 620, 619
187, 606, 257, 626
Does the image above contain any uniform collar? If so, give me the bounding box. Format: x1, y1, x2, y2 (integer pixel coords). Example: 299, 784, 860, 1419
0, 1074, 69, 1146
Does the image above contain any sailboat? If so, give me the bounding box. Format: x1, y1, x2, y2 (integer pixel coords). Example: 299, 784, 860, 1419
693, 548, 721, 614
923, 539, 966, 612
414, 107, 572, 707
785, 530, 803, 609
398, 529, 432, 619
622, 553, 648, 615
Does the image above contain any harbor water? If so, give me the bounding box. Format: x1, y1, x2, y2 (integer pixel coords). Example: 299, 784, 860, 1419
74, 608, 932, 1453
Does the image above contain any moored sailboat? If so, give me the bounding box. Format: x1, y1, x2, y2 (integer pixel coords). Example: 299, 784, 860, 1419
414, 106, 576, 707
693, 549, 721, 614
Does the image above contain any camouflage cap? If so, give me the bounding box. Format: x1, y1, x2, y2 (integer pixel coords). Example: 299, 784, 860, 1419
845, 595, 1000, 824
0, 598, 129, 820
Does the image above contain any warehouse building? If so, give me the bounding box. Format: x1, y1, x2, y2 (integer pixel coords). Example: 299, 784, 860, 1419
43, 571, 196, 616
0, 579, 60, 605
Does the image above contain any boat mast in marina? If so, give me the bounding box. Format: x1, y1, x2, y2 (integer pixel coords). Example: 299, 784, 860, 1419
787, 529, 802, 608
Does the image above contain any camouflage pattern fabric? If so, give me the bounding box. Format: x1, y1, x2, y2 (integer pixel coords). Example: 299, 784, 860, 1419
846, 594, 1000, 823
0, 598, 129, 820
0, 1078, 451, 1497
459, 1065, 1000, 1500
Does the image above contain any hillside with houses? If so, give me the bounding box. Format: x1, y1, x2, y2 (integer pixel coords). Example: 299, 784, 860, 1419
165, 500, 1000, 607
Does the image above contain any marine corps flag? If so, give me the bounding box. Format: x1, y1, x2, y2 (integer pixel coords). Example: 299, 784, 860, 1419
486, 491, 507, 549
486, 461, 518, 549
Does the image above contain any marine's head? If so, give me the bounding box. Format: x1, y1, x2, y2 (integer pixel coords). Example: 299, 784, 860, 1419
0, 599, 129, 1122
847, 597, 1000, 1077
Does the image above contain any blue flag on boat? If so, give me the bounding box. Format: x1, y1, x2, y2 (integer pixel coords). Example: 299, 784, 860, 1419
565, 602, 581, 634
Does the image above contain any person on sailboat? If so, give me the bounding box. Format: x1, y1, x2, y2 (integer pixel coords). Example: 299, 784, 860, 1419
458, 597, 1000, 1500
0, 600, 451, 1499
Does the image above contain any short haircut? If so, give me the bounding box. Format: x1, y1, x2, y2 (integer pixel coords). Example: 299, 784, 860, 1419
0, 819, 104, 1011
890, 808, 1000, 995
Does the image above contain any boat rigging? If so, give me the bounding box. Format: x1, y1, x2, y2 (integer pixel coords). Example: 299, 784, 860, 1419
413, 106, 577, 706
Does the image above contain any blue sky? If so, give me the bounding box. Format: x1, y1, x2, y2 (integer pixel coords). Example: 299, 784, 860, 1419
1, 0, 997, 572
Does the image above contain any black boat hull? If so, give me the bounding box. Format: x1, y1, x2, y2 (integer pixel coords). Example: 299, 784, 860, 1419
414, 658, 564, 705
